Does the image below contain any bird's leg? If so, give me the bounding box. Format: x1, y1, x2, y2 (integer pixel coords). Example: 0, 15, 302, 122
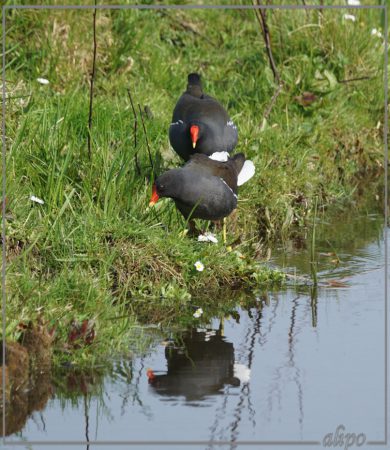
210, 219, 227, 244
187, 219, 199, 237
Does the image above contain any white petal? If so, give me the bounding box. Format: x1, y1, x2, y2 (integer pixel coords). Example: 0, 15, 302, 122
237, 160, 255, 186
209, 151, 229, 162
36, 78, 49, 85
30, 195, 44, 205
343, 14, 356, 22
371, 28, 383, 38
193, 307, 203, 318
198, 232, 218, 244
194, 261, 204, 271
347, 0, 360, 5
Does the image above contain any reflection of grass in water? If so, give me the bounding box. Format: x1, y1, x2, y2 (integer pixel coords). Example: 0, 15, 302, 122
4, 5, 385, 363
273, 186, 384, 278
310, 196, 318, 286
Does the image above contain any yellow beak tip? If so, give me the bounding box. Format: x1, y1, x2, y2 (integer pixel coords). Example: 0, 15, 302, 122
192, 142, 196, 149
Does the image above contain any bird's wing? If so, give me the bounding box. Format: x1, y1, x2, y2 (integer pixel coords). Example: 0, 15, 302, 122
186, 154, 238, 192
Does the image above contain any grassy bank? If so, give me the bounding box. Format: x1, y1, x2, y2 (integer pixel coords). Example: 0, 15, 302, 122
3, 0, 385, 363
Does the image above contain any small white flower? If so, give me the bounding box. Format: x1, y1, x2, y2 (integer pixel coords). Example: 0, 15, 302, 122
343, 14, 356, 22
30, 195, 44, 205
371, 28, 383, 38
347, 0, 360, 5
193, 308, 203, 318
36, 78, 49, 85
194, 261, 204, 272
198, 232, 218, 244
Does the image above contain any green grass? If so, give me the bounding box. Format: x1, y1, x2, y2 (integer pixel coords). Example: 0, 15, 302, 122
2, 0, 385, 364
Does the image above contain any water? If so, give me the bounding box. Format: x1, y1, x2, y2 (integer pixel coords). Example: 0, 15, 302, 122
4, 209, 387, 450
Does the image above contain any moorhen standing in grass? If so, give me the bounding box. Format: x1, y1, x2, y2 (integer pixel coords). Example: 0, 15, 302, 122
169, 73, 238, 161
149, 152, 255, 239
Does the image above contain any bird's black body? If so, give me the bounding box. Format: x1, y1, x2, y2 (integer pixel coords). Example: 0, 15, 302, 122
154, 153, 245, 221
169, 73, 238, 161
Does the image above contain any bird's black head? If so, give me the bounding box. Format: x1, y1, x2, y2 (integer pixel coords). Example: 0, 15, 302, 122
149, 169, 182, 206
186, 73, 203, 99
187, 73, 202, 87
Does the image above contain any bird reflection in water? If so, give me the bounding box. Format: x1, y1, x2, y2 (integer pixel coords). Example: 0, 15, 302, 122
146, 327, 249, 403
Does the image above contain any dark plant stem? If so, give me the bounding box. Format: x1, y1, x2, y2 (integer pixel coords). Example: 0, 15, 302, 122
254, 0, 281, 84
138, 103, 155, 177
339, 75, 373, 83
84, 393, 90, 450
318, 0, 324, 23
127, 89, 141, 176
262, 83, 283, 121
310, 286, 318, 327
87, 0, 97, 161
253, 0, 283, 123
310, 196, 318, 286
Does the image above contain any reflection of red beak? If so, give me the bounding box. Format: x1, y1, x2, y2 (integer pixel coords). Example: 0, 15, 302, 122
190, 125, 199, 149
149, 183, 159, 207
146, 368, 156, 382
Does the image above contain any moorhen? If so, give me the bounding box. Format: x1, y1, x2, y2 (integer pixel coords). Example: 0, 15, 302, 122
169, 73, 238, 161
149, 152, 255, 233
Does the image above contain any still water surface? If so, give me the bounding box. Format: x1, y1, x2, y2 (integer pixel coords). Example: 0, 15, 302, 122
6, 210, 387, 450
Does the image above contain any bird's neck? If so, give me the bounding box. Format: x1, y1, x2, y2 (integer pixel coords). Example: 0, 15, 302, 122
186, 84, 203, 98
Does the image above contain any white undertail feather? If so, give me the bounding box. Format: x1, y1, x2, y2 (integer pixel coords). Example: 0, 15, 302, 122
233, 363, 251, 383
237, 160, 255, 186
209, 151, 229, 162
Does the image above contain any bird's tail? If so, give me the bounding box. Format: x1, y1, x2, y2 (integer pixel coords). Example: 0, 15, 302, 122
231, 153, 255, 186
237, 159, 255, 186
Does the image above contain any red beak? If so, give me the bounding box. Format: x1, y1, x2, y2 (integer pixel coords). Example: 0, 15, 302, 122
149, 183, 160, 206
190, 125, 199, 149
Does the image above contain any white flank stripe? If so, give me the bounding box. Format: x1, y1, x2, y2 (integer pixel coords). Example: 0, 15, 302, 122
227, 120, 237, 130
209, 151, 229, 162
220, 178, 237, 199
170, 120, 183, 126
237, 160, 255, 186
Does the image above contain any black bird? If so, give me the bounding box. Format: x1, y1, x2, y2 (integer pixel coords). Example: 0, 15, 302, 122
149, 153, 254, 223
169, 73, 238, 161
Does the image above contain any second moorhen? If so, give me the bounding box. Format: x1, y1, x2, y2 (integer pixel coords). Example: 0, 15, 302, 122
169, 73, 238, 161
149, 152, 255, 222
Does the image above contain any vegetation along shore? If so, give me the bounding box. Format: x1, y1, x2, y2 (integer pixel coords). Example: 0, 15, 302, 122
3, 1, 385, 366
